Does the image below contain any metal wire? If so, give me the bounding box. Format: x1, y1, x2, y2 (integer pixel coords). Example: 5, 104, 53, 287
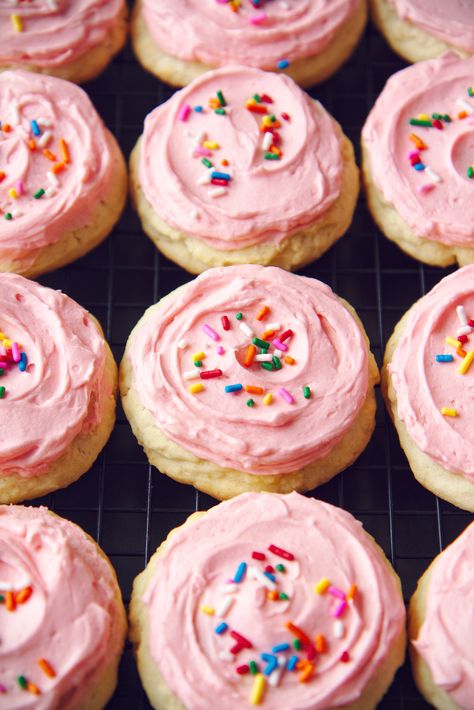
30, 20, 474, 709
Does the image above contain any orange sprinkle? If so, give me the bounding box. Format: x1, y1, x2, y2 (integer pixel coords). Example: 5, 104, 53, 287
267, 590, 279, 601
26, 682, 41, 695
51, 162, 65, 174
209, 98, 220, 108
284, 356, 296, 365
457, 346, 467, 358
346, 584, 357, 602
221, 159, 229, 166
299, 663, 315, 683
256, 305, 270, 321
244, 345, 256, 368
286, 621, 312, 645
43, 149, 57, 162
28, 139, 36, 151
16, 586, 33, 604
2, 123, 11, 133
245, 385, 264, 395
6, 591, 16, 612
315, 634, 326, 653
261, 330, 275, 341
0, 171, 5, 182
59, 138, 70, 164
295, 660, 308, 670
269, 146, 281, 156
409, 133, 427, 150
38, 658, 56, 678
459, 111, 468, 119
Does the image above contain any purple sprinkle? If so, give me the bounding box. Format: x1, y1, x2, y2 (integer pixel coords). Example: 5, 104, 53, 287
278, 387, 295, 404
202, 324, 220, 341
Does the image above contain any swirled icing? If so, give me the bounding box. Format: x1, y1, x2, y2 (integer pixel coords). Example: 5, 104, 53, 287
140, 0, 358, 69
413, 521, 474, 709
142, 492, 405, 710
387, 0, 474, 53
389, 265, 474, 479
0, 272, 110, 477
362, 53, 474, 247
126, 265, 371, 475
138, 66, 343, 250
0, 70, 117, 259
0, 0, 124, 68
0, 505, 124, 709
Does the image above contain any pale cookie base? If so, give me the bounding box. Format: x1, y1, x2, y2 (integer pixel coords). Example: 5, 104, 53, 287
409, 561, 461, 710
120, 289, 379, 500
383, 308, 474, 512
0, 7, 128, 84
131, 0, 367, 88
0, 321, 117, 504
130, 130, 359, 274
362, 145, 474, 267
370, 0, 470, 64
0, 132, 128, 279
129, 510, 406, 710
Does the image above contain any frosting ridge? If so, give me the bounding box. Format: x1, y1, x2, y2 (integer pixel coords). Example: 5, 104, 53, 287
387, 0, 474, 53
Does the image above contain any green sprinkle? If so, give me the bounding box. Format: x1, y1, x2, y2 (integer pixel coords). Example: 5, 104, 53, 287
264, 152, 280, 160
0, 369, 4, 376
276, 563, 285, 572
431, 113, 442, 120
469, 87, 474, 97
272, 355, 282, 370
443, 114, 452, 122
269, 114, 277, 122
253, 94, 261, 103
468, 166, 474, 179
279, 592, 289, 600
246, 398, 255, 407
261, 362, 273, 371
217, 90, 226, 107
249, 661, 259, 675
409, 118, 432, 127
194, 360, 202, 367
0, 595, 4, 603
201, 158, 212, 168
33, 188, 45, 199
0, 386, 5, 399
293, 639, 302, 650
236, 312, 243, 320
4, 213, 12, 221
17, 676, 27, 690
214, 108, 226, 115
303, 386, 311, 399
252, 337, 269, 350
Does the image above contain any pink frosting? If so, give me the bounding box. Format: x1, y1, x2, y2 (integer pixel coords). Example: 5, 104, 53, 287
138, 66, 343, 250
363, 53, 474, 247
141, 0, 358, 68
127, 265, 370, 475
388, 0, 474, 53
413, 521, 474, 709
0, 70, 118, 260
389, 265, 474, 479
0, 0, 124, 68
0, 505, 123, 709
143, 492, 406, 710
0, 272, 110, 477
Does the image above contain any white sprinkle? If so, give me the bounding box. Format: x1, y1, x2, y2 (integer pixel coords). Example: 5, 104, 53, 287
191, 209, 200, 219
268, 665, 284, 687
215, 596, 235, 618
219, 652, 234, 663
457, 305, 468, 326
45, 187, 56, 198
273, 349, 283, 358
457, 325, 472, 337
0, 577, 31, 592
263, 132, 273, 151
10, 209, 22, 218
334, 620, 345, 638
248, 565, 276, 590
47, 171, 59, 187
222, 584, 238, 595
198, 173, 211, 186
11, 104, 20, 126
183, 370, 199, 380
195, 131, 206, 146
208, 187, 227, 198
239, 322, 254, 338
277, 656, 287, 668
457, 98, 474, 114
38, 131, 52, 147
255, 354, 273, 362
178, 339, 188, 349
37, 117, 52, 127
46, 0, 58, 10
425, 167, 442, 184
266, 323, 281, 331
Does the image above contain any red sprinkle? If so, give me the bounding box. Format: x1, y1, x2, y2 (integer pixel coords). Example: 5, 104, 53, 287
211, 178, 229, 186
246, 103, 268, 114
458, 334, 468, 344
221, 315, 230, 331
278, 330, 293, 343
340, 651, 350, 663
230, 631, 253, 649
265, 565, 274, 574
252, 551, 266, 561
305, 643, 317, 661
281, 112, 290, 121
268, 544, 294, 560
286, 622, 312, 645
468, 320, 474, 328
260, 94, 273, 103
200, 369, 223, 379
236, 665, 249, 675
433, 119, 443, 130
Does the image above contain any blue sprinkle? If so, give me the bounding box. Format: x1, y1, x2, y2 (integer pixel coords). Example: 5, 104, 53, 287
194, 105, 203, 112
18, 352, 27, 372
263, 571, 276, 582
31, 120, 41, 136
225, 383, 243, 393
215, 622, 228, 635
260, 653, 278, 676
277, 59, 290, 70
287, 655, 299, 671
414, 163, 426, 171
436, 354, 454, 362
272, 643, 290, 654
233, 562, 247, 584
211, 171, 231, 181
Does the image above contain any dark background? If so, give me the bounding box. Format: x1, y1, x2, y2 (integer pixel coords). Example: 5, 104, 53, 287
30, 13, 474, 709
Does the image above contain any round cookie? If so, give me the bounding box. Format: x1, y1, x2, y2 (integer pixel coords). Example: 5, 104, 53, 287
0, 70, 127, 278
130, 65, 359, 274
0, 272, 117, 504
383, 265, 474, 512
0, 504, 127, 708
131, 0, 367, 88
409, 521, 474, 709
130, 491, 407, 710
371, 0, 474, 64
120, 264, 379, 500
0, 0, 127, 84
362, 54, 474, 267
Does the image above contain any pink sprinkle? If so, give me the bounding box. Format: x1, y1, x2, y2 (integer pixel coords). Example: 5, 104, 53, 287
194, 146, 213, 157
202, 324, 220, 341
408, 150, 420, 160
332, 600, 348, 618
249, 11, 267, 24
15, 180, 25, 196
178, 104, 192, 122
329, 586, 346, 600
278, 387, 295, 404
11, 342, 20, 363
0, 683, 6, 694
418, 183, 435, 194
0, 361, 9, 368
272, 338, 288, 352
216, 345, 225, 355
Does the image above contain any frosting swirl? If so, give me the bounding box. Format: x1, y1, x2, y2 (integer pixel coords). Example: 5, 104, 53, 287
389, 265, 474, 479
140, 0, 358, 69
0, 505, 124, 709
0, 70, 118, 259
0, 272, 110, 477
413, 521, 474, 709
142, 492, 406, 710
138, 66, 343, 250
387, 0, 474, 53
126, 265, 371, 475
0, 0, 124, 68
363, 53, 474, 247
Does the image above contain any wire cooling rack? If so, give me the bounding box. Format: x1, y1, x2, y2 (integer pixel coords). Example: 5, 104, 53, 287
29, 17, 474, 710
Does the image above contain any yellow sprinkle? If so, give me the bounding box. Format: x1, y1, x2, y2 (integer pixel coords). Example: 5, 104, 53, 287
250, 674, 266, 705
11, 13, 23, 32
418, 113, 430, 121
0, 333, 5, 340
446, 336, 462, 349
262, 116, 273, 127
200, 605, 215, 616
262, 393, 273, 406
8, 188, 18, 199
441, 407, 458, 417
3, 339, 12, 348
458, 351, 474, 375
315, 578, 330, 594
189, 383, 204, 394
203, 141, 219, 150
192, 351, 206, 362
